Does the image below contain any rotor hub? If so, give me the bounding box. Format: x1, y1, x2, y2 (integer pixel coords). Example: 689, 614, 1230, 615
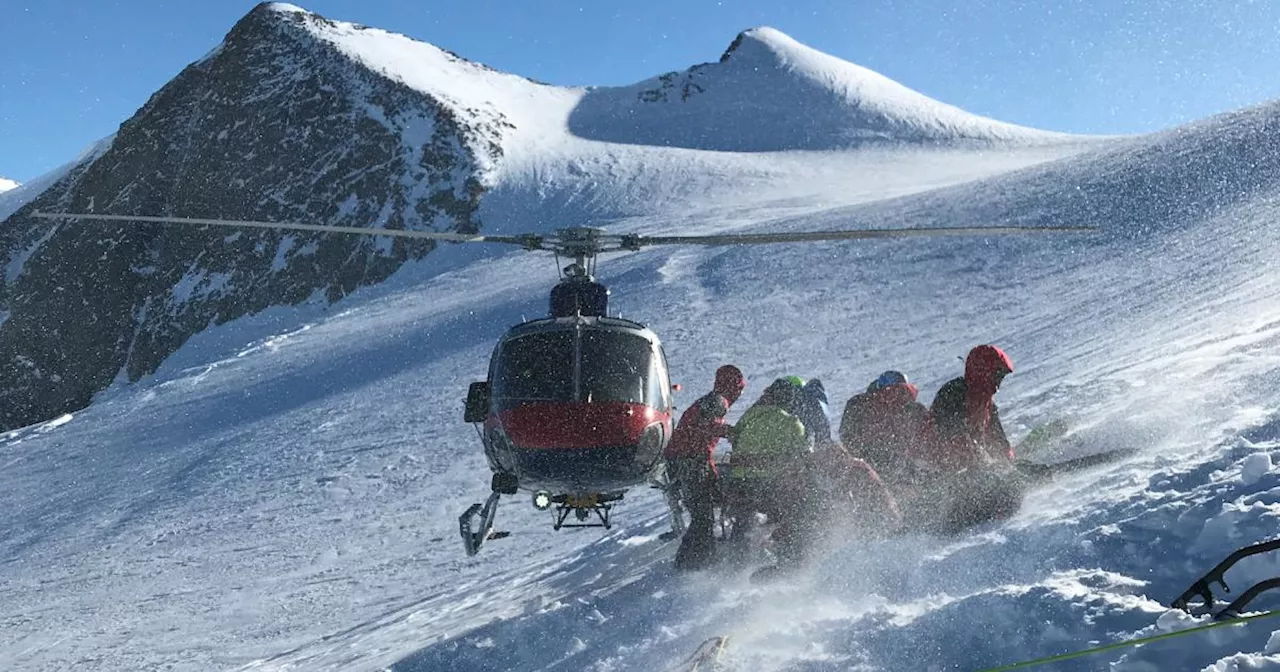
550, 227, 611, 259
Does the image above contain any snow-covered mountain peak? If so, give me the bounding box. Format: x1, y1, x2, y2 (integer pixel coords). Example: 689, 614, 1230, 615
717, 25, 938, 101
0, 1, 520, 431
257, 2, 550, 94
568, 26, 1077, 151
233, 2, 569, 167
718, 26, 823, 63
226, 6, 1080, 155
0, 177, 18, 194
714, 25, 947, 115
259, 1, 307, 15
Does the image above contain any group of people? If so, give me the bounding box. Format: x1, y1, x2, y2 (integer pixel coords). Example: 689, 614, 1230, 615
662, 344, 1018, 571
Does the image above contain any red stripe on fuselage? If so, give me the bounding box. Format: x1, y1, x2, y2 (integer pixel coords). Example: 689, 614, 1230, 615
492, 402, 669, 449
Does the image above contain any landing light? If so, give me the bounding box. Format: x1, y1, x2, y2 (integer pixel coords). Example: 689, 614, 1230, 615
533, 491, 552, 510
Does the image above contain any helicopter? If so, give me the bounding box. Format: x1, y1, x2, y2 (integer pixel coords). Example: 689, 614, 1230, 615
32, 211, 1093, 556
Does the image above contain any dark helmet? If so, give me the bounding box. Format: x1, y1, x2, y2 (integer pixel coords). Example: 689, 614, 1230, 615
760, 377, 800, 408
802, 379, 829, 416
803, 378, 828, 405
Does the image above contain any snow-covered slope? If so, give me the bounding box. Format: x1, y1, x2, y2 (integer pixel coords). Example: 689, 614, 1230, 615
5, 68, 1280, 672
14, 5, 1280, 672
291, 9, 1093, 226
0, 177, 18, 193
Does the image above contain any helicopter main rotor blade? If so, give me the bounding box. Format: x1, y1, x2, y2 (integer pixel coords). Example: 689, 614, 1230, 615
31, 213, 1097, 256
31, 212, 541, 247
624, 225, 1097, 248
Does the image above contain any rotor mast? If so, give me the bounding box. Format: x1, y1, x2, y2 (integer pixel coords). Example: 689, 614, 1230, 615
552, 227, 610, 280
548, 228, 611, 317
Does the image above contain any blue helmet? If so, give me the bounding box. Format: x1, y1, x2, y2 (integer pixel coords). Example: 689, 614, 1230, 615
869, 370, 908, 393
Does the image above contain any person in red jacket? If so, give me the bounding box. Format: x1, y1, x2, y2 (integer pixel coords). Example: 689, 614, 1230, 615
905, 344, 1024, 533
665, 364, 746, 570
923, 345, 1015, 472
839, 370, 930, 485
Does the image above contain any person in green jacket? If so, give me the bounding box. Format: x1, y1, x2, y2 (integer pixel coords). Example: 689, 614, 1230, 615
728, 378, 812, 479
725, 377, 816, 564
726, 376, 903, 573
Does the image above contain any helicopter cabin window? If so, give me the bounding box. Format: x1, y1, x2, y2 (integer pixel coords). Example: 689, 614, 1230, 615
494, 331, 575, 407
579, 331, 652, 405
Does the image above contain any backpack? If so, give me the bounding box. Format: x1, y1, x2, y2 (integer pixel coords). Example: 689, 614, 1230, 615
728, 405, 811, 479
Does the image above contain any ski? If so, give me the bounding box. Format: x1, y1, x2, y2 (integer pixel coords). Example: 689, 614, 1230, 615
1015, 418, 1072, 458
680, 635, 729, 672
1014, 447, 1137, 483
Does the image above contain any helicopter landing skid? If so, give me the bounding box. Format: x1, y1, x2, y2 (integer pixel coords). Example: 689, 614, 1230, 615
651, 468, 686, 541
660, 487, 686, 542
550, 492, 624, 531
459, 491, 509, 556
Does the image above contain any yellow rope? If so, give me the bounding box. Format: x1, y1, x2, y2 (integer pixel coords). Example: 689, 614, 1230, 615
980, 610, 1280, 671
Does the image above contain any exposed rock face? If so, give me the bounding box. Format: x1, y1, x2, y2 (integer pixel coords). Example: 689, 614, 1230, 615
0, 3, 507, 430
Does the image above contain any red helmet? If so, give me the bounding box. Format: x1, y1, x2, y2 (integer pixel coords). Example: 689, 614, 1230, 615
965, 345, 1013, 392
714, 365, 746, 402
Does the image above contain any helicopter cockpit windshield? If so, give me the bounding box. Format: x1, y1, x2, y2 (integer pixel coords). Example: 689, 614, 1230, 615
492, 328, 665, 410
493, 331, 574, 408
580, 331, 650, 404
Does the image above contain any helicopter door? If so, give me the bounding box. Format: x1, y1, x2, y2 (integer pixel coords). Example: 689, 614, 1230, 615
492, 331, 575, 410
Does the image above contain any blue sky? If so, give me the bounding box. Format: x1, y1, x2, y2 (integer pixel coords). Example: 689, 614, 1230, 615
3, 0, 1279, 183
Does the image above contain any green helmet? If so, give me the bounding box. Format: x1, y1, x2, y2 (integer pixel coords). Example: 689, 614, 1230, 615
783, 375, 806, 388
